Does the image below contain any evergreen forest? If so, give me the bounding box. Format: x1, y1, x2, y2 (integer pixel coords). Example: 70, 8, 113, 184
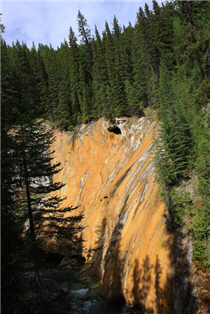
1, 0, 210, 312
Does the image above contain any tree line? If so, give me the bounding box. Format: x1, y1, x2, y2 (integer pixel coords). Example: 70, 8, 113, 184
2, 1, 208, 130
1, 0, 210, 312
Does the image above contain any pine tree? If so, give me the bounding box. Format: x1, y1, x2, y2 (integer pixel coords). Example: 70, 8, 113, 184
69, 27, 82, 123
132, 7, 149, 111
12, 120, 83, 290
189, 112, 210, 265
1, 44, 27, 311
105, 21, 128, 118
1, 39, 17, 126
77, 10, 91, 45
151, 0, 174, 61
121, 22, 134, 83
104, 21, 116, 119
77, 11, 93, 122
92, 26, 109, 117
112, 15, 122, 78
29, 43, 49, 117
47, 45, 60, 123
12, 40, 38, 123
144, 3, 159, 75
55, 40, 73, 129
112, 16, 129, 117
175, 0, 210, 105
155, 60, 193, 229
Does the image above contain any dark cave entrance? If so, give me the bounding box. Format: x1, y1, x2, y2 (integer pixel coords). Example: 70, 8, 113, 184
107, 126, 122, 135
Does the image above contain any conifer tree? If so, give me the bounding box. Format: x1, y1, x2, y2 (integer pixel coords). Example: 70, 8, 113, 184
175, 0, 210, 105
29, 43, 48, 117
191, 114, 210, 265
104, 21, 116, 119
69, 26, 82, 123
112, 15, 122, 78
144, 2, 159, 75
112, 16, 129, 116
77, 11, 93, 122
121, 22, 134, 83
92, 26, 108, 117
1, 40, 17, 125
55, 78, 72, 129
55, 40, 73, 129
155, 60, 193, 229
77, 10, 91, 45
132, 7, 149, 111
46, 45, 59, 123
159, 61, 192, 181
1, 39, 27, 313
105, 21, 128, 118
12, 40, 38, 123
12, 120, 83, 290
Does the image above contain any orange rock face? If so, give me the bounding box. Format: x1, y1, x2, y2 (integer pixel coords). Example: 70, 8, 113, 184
51, 117, 173, 313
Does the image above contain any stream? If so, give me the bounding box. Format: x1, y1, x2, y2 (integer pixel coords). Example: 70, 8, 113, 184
40, 267, 126, 314
23, 261, 143, 314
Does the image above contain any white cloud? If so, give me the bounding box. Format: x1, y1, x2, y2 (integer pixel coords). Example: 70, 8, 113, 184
2, 1, 161, 49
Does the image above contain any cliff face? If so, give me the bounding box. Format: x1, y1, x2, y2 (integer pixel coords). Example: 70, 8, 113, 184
51, 116, 173, 313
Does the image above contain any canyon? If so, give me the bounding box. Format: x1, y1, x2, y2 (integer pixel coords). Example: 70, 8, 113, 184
50, 113, 194, 314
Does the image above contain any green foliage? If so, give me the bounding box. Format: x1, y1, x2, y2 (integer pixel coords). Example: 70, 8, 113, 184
92, 27, 109, 118
206, 248, 210, 268
187, 113, 210, 265
153, 1, 210, 267
12, 120, 83, 251
159, 186, 192, 231
132, 7, 149, 110
77, 10, 91, 45
2, 0, 210, 268
68, 124, 74, 131
1, 117, 84, 311
155, 60, 192, 189
189, 200, 210, 262
1, 128, 27, 314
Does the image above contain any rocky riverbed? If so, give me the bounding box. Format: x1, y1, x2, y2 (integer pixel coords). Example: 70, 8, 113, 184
21, 259, 148, 314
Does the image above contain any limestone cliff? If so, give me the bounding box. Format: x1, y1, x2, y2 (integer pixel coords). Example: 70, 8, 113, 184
50, 116, 182, 313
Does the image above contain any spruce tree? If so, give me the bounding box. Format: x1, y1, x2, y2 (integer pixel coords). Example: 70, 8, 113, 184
175, 0, 210, 105
105, 21, 116, 119
1, 40, 28, 312
69, 26, 83, 123
155, 60, 193, 229
55, 40, 73, 129
77, 11, 93, 122
121, 22, 134, 83
132, 7, 149, 111
29, 43, 49, 117
92, 26, 109, 117
12, 40, 38, 123
105, 21, 128, 118
190, 114, 210, 265
12, 120, 83, 290
77, 10, 91, 45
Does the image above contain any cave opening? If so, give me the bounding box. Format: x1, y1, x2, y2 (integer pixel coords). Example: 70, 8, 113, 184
107, 125, 122, 135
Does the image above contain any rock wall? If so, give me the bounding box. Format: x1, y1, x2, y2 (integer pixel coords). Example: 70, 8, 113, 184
51, 116, 174, 313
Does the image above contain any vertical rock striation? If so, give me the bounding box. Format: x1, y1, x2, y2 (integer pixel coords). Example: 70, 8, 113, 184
50, 116, 185, 313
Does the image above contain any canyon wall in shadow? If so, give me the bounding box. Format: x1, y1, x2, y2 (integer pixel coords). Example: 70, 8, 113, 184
51, 115, 196, 313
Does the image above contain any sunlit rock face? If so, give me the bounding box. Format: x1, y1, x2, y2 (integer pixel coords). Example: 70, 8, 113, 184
51, 116, 173, 313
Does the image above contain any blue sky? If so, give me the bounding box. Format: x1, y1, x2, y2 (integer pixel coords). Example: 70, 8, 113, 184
2, 0, 163, 49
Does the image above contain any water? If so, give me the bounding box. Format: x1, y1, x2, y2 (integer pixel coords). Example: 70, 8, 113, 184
55, 270, 128, 314
23, 263, 144, 314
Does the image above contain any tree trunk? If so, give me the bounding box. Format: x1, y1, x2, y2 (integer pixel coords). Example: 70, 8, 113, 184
22, 148, 42, 291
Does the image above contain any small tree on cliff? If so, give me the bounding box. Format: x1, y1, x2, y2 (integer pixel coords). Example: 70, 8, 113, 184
13, 120, 83, 290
